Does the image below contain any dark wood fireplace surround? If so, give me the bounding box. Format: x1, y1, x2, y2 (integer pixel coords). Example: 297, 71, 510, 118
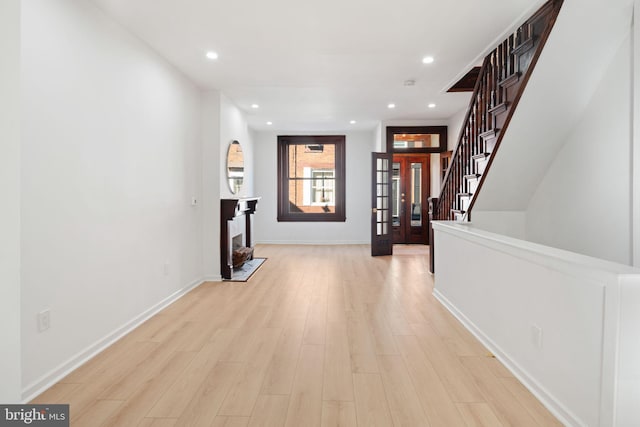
220, 197, 260, 280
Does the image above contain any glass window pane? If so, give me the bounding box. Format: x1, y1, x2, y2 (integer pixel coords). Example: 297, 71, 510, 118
410, 163, 422, 226
289, 143, 336, 176
394, 133, 435, 148
377, 223, 382, 235
430, 134, 439, 148
288, 180, 335, 214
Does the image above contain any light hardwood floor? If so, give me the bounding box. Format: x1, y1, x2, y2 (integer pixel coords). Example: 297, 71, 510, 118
32, 244, 562, 426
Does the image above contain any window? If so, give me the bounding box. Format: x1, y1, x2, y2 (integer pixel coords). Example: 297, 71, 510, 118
386, 126, 448, 153
277, 135, 346, 222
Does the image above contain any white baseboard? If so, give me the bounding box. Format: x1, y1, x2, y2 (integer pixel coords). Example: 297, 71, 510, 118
21, 277, 205, 402
203, 274, 222, 282
432, 288, 581, 427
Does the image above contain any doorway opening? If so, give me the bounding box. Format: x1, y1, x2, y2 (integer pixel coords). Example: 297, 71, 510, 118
370, 126, 448, 256
392, 154, 429, 244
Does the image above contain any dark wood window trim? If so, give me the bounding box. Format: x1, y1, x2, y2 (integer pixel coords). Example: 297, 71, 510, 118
277, 135, 346, 222
386, 126, 448, 154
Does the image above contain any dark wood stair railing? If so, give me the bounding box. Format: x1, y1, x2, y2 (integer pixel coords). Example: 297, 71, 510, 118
429, 0, 563, 273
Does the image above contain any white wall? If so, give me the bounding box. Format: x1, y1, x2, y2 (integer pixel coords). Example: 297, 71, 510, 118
373, 121, 383, 152
430, 153, 442, 197
0, 0, 22, 403
21, 0, 203, 397
254, 130, 376, 244
220, 95, 254, 198
202, 91, 221, 280
633, 0, 640, 268
470, 211, 526, 239
447, 107, 468, 151
526, 35, 632, 265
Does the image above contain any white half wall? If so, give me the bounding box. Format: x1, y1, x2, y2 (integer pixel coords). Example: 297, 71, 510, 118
0, 0, 22, 403
21, 0, 203, 397
433, 221, 640, 427
526, 35, 632, 265
617, 275, 640, 426
253, 130, 376, 244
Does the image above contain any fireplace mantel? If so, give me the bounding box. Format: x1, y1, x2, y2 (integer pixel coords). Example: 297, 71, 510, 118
220, 197, 260, 280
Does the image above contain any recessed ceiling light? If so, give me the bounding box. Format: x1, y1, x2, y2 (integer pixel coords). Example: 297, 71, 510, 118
422, 56, 434, 64
428, 103, 436, 108
205, 51, 218, 60
350, 120, 357, 124
251, 104, 259, 109
387, 103, 396, 109
266, 121, 273, 125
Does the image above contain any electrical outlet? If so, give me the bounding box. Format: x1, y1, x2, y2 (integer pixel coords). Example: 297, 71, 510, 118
531, 323, 543, 349
191, 197, 198, 206
37, 310, 50, 332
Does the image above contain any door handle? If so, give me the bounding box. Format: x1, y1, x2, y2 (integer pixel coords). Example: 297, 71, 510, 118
372, 208, 377, 213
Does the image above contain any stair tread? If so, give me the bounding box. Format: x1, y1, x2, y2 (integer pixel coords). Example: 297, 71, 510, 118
512, 36, 535, 56
488, 102, 509, 115
464, 173, 481, 180
479, 129, 498, 139
499, 72, 521, 88
472, 152, 490, 160
457, 193, 473, 197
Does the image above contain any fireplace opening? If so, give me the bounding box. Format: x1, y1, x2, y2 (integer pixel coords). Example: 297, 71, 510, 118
232, 233, 243, 251
231, 232, 253, 269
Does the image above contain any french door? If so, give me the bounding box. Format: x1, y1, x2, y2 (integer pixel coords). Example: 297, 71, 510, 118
371, 153, 393, 256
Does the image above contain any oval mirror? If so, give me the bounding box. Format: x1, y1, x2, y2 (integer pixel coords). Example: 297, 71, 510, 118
226, 140, 244, 194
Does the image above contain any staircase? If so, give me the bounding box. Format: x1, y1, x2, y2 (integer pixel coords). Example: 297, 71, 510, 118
431, 0, 563, 224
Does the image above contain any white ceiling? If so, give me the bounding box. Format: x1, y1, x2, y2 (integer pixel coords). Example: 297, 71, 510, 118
90, 0, 545, 131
